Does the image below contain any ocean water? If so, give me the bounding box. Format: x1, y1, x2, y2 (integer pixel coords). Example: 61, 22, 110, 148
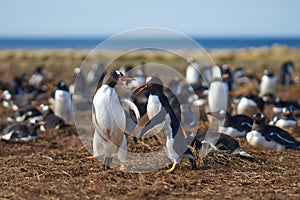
0, 37, 300, 50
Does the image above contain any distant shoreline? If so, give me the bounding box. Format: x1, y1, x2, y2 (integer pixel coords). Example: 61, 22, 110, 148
1, 37, 300, 50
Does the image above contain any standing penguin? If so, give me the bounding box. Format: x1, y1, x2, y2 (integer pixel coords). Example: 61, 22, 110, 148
259, 69, 277, 97
207, 66, 229, 113
185, 58, 202, 90
133, 76, 196, 173
91, 70, 139, 170
53, 81, 74, 124
280, 61, 294, 86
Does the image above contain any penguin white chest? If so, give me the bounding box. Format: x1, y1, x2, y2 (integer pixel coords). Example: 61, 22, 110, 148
147, 95, 162, 119
54, 90, 73, 124
93, 85, 126, 134
208, 81, 228, 112
246, 131, 285, 150
260, 76, 277, 96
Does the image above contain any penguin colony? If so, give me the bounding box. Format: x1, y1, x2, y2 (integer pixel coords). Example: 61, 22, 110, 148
1, 60, 299, 173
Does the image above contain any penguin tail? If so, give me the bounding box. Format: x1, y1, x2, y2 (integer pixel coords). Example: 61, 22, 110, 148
232, 148, 255, 159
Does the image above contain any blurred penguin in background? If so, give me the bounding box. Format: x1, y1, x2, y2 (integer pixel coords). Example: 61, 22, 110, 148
53, 81, 74, 124
29, 65, 48, 88
207, 66, 229, 117
221, 64, 235, 91
185, 58, 202, 90
259, 69, 277, 97
280, 61, 294, 86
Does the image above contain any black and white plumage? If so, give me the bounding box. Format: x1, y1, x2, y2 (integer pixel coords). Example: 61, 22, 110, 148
1, 120, 44, 142
207, 110, 253, 137
269, 106, 297, 128
185, 58, 202, 89
39, 104, 65, 131
53, 81, 74, 124
221, 64, 235, 91
133, 76, 196, 173
192, 132, 254, 158
207, 66, 229, 113
232, 94, 264, 117
259, 69, 277, 97
246, 113, 300, 150
272, 97, 300, 114
7, 104, 43, 122
91, 70, 140, 170
280, 61, 294, 86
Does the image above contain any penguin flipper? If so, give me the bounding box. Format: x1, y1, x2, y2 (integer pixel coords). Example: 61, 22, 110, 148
120, 97, 140, 121
136, 109, 167, 138
268, 131, 298, 147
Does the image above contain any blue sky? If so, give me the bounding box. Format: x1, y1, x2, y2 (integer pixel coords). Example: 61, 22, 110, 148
0, 0, 300, 37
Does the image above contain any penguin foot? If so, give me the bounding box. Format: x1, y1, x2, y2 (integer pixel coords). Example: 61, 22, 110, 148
87, 156, 98, 162
119, 163, 126, 171
165, 161, 177, 173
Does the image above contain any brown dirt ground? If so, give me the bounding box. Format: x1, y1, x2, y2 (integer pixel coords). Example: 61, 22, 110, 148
1, 85, 300, 200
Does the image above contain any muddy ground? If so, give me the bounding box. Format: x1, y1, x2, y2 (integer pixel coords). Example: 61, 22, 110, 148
1, 83, 300, 200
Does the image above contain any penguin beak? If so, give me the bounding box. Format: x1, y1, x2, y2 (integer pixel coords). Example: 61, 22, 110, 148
222, 74, 229, 79
206, 112, 212, 116
119, 77, 135, 82
133, 83, 148, 96
119, 77, 135, 89
38, 121, 46, 125
285, 110, 291, 115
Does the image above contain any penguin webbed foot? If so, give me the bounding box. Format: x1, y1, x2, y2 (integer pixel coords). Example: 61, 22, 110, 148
87, 155, 98, 162
165, 161, 177, 173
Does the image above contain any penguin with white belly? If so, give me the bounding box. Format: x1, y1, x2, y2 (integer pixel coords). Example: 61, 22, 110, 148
90, 70, 140, 170
53, 81, 74, 124
133, 76, 196, 173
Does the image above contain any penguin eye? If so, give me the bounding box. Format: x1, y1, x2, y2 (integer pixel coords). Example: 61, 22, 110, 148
115, 70, 123, 78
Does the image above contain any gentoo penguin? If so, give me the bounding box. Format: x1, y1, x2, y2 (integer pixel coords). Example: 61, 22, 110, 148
7, 104, 43, 122
133, 76, 196, 173
91, 70, 140, 170
207, 110, 253, 137
269, 106, 297, 128
1, 120, 45, 142
268, 95, 300, 114
185, 58, 202, 90
192, 132, 254, 158
280, 61, 294, 86
29, 65, 47, 88
259, 69, 277, 97
221, 64, 235, 91
53, 81, 74, 124
207, 66, 229, 113
39, 104, 65, 131
232, 94, 265, 117
246, 113, 300, 150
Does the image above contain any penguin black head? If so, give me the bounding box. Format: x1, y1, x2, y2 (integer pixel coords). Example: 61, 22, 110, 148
133, 76, 163, 96
57, 81, 69, 91
263, 69, 274, 77
252, 113, 266, 125
103, 70, 134, 88
282, 106, 293, 117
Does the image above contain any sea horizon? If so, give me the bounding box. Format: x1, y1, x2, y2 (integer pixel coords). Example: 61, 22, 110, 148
1, 36, 300, 50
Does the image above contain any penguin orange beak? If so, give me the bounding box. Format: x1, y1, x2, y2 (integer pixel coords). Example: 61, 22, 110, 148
38, 121, 46, 125
222, 74, 229, 79
119, 77, 135, 82
133, 83, 148, 96
206, 112, 213, 116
